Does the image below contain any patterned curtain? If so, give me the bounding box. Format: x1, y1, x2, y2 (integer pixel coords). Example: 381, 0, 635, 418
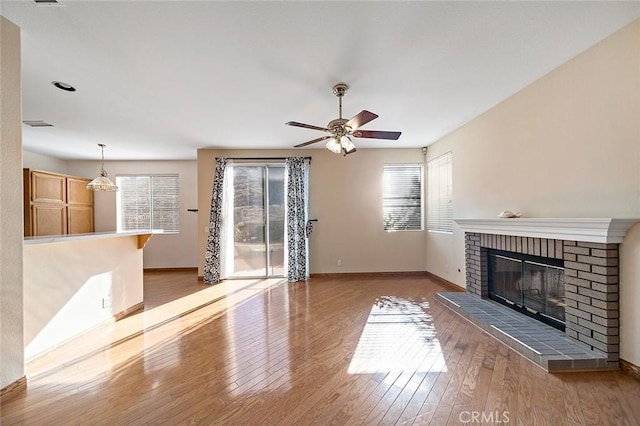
285, 157, 310, 281
204, 157, 228, 284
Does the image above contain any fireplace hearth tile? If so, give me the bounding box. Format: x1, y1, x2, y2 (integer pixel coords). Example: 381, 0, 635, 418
435, 292, 611, 372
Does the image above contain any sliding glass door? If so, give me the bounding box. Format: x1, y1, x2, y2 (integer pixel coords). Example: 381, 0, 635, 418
228, 164, 285, 278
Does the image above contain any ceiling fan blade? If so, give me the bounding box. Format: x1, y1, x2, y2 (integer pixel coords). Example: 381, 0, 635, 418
345, 110, 378, 131
294, 135, 332, 148
285, 121, 329, 132
352, 130, 401, 140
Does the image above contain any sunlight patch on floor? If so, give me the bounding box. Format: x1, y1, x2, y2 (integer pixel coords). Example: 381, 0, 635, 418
25, 278, 288, 384
348, 296, 447, 374
140, 278, 285, 329
226, 282, 293, 397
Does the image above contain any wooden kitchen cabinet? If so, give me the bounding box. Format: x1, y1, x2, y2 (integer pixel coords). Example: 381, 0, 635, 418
24, 169, 95, 236
31, 203, 67, 236
67, 177, 94, 205
30, 170, 66, 203
67, 206, 94, 235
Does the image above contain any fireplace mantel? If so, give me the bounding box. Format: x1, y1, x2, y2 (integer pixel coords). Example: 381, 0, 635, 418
454, 217, 638, 243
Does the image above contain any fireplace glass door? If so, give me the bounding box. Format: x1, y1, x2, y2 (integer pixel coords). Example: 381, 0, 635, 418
488, 250, 565, 330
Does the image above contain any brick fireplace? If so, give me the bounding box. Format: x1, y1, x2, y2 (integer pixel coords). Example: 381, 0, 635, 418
454, 218, 637, 369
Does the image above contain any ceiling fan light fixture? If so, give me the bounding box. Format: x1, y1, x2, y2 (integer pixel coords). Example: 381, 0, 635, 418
86, 144, 118, 192
340, 135, 355, 152
326, 138, 342, 154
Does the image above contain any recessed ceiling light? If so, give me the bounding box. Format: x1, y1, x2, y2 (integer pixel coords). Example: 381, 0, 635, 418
34, 0, 65, 6
52, 81, 75, 92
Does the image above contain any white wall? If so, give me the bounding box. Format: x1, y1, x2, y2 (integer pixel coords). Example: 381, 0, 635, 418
67, 160, 198, 268
197, 148, 427, 276
425, 20, 640, 365
23, 150, 69, 174
23, 235, 144, 360
0, 16, 24, 390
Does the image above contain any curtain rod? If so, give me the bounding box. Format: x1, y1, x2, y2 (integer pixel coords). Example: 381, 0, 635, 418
217, 156, 311, 162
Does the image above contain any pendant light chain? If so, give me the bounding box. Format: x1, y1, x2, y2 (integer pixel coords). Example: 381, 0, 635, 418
100, 143, 105, 170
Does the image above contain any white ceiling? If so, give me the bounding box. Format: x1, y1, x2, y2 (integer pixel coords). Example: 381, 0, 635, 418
2, 1, 639, 160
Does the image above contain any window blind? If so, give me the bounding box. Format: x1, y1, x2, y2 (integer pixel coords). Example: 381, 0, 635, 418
383, 164, 423, 231
116, 175, 179, 232
427, 152, 452, 233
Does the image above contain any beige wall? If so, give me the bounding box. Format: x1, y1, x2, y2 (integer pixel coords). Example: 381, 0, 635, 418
23, 235, 144, 360
197, 148, 427, 276
425, 20, 640, 364
67, 160, 198, 268
23, 150, 69, 174
0, 16, 24, 390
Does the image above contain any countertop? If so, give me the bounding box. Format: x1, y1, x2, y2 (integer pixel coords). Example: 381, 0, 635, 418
24, 230, 157, 246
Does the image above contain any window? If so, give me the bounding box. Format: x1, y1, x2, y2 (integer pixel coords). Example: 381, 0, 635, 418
383, 164, 423, 231
116, 175, 179, 232
427, 152, 452, 233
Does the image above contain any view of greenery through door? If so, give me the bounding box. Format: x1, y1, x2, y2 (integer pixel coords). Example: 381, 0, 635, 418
229, 164, 285, 278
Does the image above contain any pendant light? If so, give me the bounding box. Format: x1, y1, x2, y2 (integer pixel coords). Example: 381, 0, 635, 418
86, 144, 118, 191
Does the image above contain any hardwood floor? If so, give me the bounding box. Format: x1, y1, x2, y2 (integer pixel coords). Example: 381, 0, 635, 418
2, 271, 639, 425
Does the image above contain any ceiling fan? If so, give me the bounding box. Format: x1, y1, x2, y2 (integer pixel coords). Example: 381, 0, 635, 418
286, 83, 401, 155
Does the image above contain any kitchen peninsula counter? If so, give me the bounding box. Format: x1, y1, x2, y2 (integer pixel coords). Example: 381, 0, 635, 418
24, 230, 153, 247
23, 231, 153, 360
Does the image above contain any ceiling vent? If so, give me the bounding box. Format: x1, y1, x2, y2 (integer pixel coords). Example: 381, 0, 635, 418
23, 120, 54, 127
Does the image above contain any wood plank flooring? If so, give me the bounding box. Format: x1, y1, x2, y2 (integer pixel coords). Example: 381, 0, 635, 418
2, 271, 639, 425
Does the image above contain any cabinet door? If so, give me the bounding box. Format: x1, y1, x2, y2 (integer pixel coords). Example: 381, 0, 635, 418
31, 171, 66, 203
67, 206, 94, 234
32, 204, 67, 236
67, 177, 94, 205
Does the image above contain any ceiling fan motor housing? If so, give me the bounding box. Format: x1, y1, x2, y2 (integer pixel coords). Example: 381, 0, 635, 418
327, 118, 350, 136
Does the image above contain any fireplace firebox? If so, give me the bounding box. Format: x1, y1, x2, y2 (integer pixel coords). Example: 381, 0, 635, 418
487, 249, 565, 330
